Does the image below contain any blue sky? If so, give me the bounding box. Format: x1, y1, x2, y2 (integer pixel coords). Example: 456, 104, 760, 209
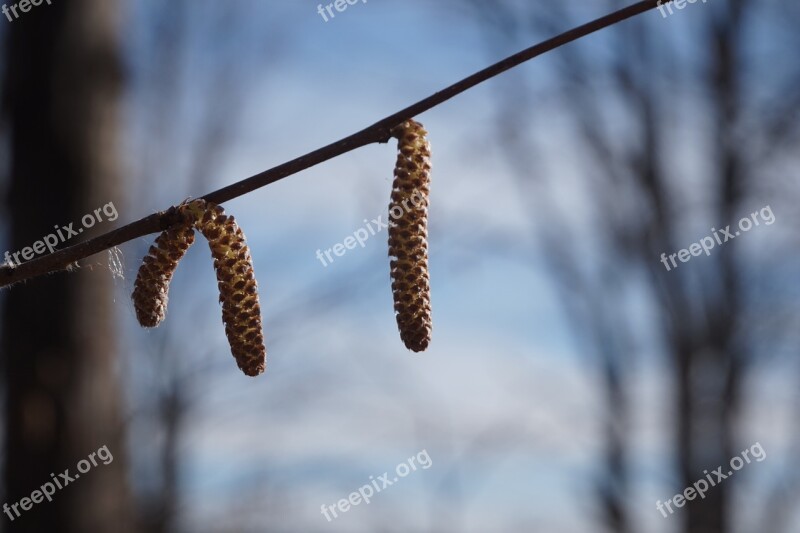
99, 1, 800, 531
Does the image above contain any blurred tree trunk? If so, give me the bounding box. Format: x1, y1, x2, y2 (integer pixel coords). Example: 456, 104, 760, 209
1, 0, 132, 531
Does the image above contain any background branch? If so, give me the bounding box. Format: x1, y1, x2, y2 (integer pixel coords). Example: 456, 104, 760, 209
0, 0, 664, 288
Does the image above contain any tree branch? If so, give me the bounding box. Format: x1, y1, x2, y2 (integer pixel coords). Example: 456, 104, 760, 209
0, 0, 664, 288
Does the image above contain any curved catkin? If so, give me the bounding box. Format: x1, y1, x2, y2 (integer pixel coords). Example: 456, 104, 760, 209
181, 200, 266, 377
388, 119, 432, 352
132, 223, 195, 328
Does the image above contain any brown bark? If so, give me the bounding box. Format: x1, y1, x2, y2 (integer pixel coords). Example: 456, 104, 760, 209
2, 0, 132, 531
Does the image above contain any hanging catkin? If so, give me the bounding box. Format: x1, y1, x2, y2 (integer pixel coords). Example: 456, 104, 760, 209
181, 200, 266, 376
388, 119, 432, 352
132, 222, 195, 328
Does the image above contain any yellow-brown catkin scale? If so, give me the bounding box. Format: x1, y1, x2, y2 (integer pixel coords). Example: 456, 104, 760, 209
132, 223, 195, 328
388, 119, 432, 352
180, 200, 266, 377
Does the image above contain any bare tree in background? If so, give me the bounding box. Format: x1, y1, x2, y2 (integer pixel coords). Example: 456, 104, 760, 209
466, 1, 800, 532
0, 0, 132, 531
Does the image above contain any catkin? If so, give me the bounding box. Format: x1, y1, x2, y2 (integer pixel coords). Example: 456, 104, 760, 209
132, 223, 195, 328
388, 119, 432, 352
181, 200, 266, 377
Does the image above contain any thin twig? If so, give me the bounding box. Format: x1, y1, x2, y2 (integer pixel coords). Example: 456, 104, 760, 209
0, 0, 665, 288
